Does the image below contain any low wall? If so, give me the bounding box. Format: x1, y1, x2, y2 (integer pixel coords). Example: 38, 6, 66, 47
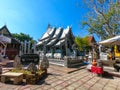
101, 60, 115, 67
64, 57, 83, 68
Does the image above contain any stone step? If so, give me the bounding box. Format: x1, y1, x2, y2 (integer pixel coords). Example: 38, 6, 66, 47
103, 66, 120, 77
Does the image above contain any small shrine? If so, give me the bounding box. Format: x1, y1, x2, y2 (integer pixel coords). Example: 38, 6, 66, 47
0, 25, 21, 60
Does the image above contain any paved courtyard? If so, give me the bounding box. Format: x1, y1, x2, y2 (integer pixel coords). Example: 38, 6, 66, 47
0, 65, 120, 90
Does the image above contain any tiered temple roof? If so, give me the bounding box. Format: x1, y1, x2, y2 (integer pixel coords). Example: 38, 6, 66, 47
37, 25, 73, 47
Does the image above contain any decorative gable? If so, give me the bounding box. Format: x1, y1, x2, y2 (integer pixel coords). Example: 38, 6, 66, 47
0, 25, 12, 37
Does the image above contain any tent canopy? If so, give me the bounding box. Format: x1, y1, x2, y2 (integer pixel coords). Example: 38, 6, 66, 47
99, 35, 120, 45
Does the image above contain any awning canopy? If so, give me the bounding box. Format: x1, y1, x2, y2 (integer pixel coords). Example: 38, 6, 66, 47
99, 35, 120, 45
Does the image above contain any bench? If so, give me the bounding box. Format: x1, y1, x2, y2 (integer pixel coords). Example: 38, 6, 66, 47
1, 72, 23, 84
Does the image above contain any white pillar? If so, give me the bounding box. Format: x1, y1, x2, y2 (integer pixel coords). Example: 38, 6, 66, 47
28, 41, 30, 53
24, 40, 27, 54
21, 42, 24, 55
33, 42, 37, 54
20, 41, 24, 56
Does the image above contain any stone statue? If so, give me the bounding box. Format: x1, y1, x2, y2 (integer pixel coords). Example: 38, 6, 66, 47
27, 63, 37, 73
40, 55, 49, 70
13, 55, 22, 70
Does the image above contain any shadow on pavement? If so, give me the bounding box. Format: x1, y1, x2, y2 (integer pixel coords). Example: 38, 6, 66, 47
47, 73, 62, 76
101, 71, 114, 79
36, 74, 50, 85
36, 73, 62, 85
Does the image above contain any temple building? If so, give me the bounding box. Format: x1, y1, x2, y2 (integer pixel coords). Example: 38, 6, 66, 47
37, 25, 75, 59
88, 36, 96, 45
0, 25, 21, 60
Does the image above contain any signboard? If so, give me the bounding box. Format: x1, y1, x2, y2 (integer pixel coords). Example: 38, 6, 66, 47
20, 54, 39, 65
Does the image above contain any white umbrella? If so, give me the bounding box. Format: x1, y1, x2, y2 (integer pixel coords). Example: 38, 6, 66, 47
99, 35, 120, 45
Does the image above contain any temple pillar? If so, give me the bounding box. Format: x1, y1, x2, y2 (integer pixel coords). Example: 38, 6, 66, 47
28, 41, 30, 53
65, 37, 68, 56
51, 47, 54, 58
24, 40, 27, 54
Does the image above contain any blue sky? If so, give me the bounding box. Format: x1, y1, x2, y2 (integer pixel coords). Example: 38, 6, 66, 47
0, 0, 99, 41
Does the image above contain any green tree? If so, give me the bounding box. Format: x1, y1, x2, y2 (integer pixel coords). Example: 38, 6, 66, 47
75, 36, 89, 51
82, 0, 120, 40
12, 33, 35, 43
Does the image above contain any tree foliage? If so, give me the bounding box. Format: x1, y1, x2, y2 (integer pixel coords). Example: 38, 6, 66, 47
75, 36, 89, 51
12, 33, 35, 43
82, 0, 120, 40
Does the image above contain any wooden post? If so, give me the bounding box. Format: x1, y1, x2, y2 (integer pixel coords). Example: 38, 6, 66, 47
3, 44, 7, 56
0, 40, 7, 56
